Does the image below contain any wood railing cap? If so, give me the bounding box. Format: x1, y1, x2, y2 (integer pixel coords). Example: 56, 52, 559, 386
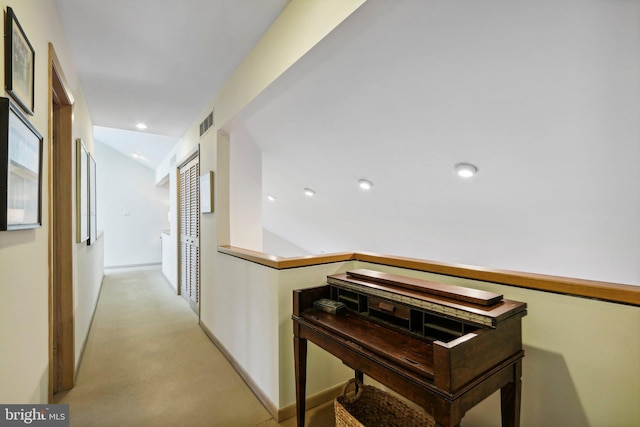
217, 246, 639, 306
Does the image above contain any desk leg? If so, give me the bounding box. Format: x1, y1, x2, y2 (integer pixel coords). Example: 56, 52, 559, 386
500, 360, 522, 427
354, 370, 364, 394
294, 336, 308, 427
432, 407, 461, 427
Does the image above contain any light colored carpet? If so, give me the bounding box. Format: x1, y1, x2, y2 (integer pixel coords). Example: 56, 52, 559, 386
54, 267, 334, 427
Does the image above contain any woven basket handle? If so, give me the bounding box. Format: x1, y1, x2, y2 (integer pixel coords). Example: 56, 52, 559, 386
340, 378, 364, 404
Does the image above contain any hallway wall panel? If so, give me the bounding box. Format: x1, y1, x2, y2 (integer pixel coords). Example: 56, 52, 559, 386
94, 141, 169, 268
0, 0, 101, 403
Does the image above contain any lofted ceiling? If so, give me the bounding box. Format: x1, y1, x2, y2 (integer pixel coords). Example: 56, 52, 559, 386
53, 0, 639, 284
55, 0, 288, 167
93, 126, 178, 170
237, 0, 639, 283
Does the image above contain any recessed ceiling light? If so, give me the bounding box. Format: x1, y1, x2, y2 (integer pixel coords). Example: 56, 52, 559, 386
267, 195, 276, 202
132, 152, 141, 158
135, 123, 148, 130
358, 179, 373, 190
454, 162, 478, 178
304, 188, 316, 197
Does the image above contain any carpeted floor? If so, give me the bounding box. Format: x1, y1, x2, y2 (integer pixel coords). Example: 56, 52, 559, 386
54, 267, 333, 427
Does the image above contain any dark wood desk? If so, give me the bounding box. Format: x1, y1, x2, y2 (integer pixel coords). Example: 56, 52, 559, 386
292, 269, 526, 427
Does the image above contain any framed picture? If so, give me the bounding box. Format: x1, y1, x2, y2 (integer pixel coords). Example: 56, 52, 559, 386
4, 7, 35, 116
76, 139, 89, 243
200, 171, 214, 213
0, 97, 43, 230
88, 153, 97, 245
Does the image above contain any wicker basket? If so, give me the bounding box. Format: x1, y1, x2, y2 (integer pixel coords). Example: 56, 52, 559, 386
334, 379, 435, 427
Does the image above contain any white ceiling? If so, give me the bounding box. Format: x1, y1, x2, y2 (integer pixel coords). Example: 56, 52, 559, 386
55, 0, 288, 167
93, 126, 178, 170
53, 0, 639, 283
238, 0, 639, 283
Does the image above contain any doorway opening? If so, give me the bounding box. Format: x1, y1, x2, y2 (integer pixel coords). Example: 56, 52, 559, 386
48, 44, 75, 400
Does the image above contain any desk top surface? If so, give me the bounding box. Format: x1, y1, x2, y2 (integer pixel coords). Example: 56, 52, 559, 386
300, 310, 435, 379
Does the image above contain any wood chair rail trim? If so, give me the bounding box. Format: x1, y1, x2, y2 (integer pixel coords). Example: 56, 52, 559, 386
218, 245, 639, 306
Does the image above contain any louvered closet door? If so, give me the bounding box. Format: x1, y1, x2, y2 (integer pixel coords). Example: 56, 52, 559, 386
179, 156, 200, 314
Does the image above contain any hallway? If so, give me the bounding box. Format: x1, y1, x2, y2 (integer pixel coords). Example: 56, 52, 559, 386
54, 267, 333, 426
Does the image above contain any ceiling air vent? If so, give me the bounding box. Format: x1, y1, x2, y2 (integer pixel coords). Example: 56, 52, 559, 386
199, 110, 214, 138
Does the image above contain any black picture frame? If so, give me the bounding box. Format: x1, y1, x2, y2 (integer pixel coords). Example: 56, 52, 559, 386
0, 97, 43, 230
5, 7, 35, 116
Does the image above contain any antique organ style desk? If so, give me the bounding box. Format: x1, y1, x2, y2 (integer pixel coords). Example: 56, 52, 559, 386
292, 269, 527, 427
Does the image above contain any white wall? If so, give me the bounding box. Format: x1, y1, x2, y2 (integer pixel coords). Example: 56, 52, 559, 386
263, 228, 312, 257
209, 254, 281, 402
0, 0, 102, 403
71, 67, 105, 374
155, 145, 178, 185
161, 162, 178, 292
95, 141, 169, 268
74, 235, 105, 368
206, 252, 353, 409
230, 125, 263, 251
161, 232, 177, 292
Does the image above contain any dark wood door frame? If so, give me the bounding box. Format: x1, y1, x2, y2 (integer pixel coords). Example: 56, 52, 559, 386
48, 43, 75, 401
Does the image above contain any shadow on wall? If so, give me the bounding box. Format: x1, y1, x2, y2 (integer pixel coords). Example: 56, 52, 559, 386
464, 345, 589, 427
522, 345, 589, 427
